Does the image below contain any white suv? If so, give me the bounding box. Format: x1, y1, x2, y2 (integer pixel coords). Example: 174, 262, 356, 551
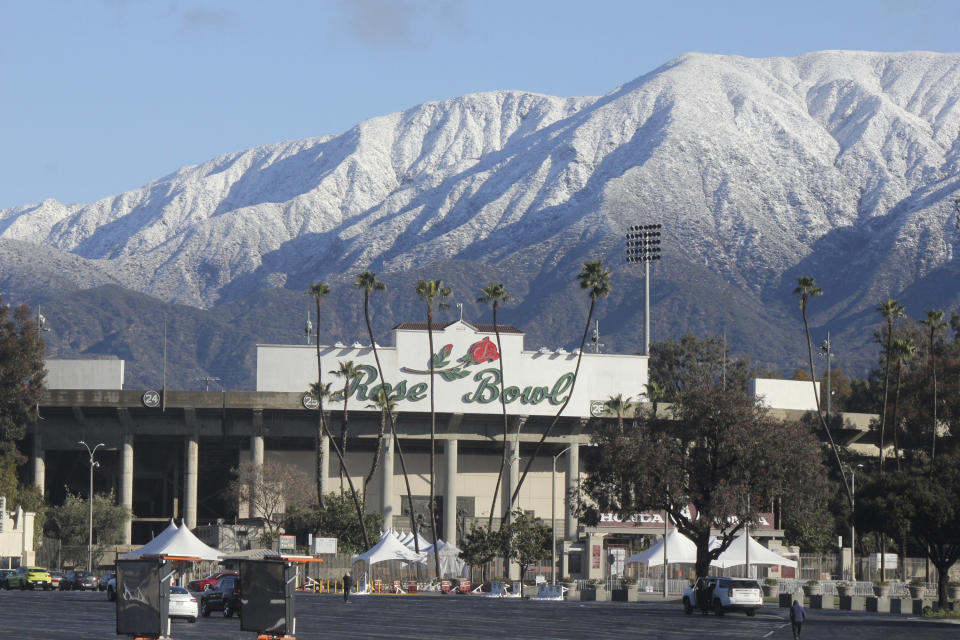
682, 577, 762, 616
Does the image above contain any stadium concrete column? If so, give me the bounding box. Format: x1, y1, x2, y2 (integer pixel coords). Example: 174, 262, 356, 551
502, 437, 520, 520
503, 437, 521, 580
31, 432, 44, 494
379, 430, 394, 528
565, 442, 579, 541
121, 433, 134, 544
250, 431, 264, 518
320, 429, 331, 497
443, 439, 457, 544
184, 435, 199, 529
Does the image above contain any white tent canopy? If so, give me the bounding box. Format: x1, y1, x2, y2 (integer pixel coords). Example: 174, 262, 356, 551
624, 529, 699, 566
399, 531, 432, 552
422, 540, 467, 578
353, 531, 427, 565
124, 520, 223, 561
122, 519, 179, 559
712, 533, 797, 569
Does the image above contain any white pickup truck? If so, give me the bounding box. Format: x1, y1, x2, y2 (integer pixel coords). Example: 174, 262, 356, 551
682, 577, 763, 616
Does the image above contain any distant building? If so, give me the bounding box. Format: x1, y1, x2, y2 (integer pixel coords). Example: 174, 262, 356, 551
0, 497, 36, 568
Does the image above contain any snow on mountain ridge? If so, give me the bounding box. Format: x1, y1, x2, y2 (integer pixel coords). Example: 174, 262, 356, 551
2, 51, 960, 311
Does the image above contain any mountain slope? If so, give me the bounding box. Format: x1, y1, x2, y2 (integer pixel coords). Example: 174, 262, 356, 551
3, 50, 960, 385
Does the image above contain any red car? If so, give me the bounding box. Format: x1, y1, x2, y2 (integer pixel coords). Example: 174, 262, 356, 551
187, 571, 238, 592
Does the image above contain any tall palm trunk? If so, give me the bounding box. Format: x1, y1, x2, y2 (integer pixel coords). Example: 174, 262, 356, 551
930, 340, 939, 460
314, 301, 325, 507
363, 405, 388, 506
339, 387, 351, 493
319, 411, 371, 550
361, 292, 421, 554
799, 299, 854, 507
426, 309, 442, 578
893, 359, 903, 471
487, 301, 510, 530
510, 298, 594, 511
879, 318, 893, 472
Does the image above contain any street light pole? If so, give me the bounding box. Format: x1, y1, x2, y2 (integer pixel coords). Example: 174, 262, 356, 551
551, 446, 571, 585
844, 463, 863, 581
79, 440, 104, 573
626, 224, 662, 356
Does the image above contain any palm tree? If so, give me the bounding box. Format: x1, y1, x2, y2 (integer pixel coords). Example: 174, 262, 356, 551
876, 298, 905, 472
477, 282, 515, 530
330, 360, 362, 492
510, 260, 611, 512
363, 390, 397, 506
603, 394, 633, 432
307, 380, 371, 550
309, 381, 333, 506
415, 278, 452, 578
920, 309, 946, 459
306, 281, 330, 505
890, 337, 916, 471
644, 379, 666, 417
354, 271, 421, 550
792, 276, 853, 506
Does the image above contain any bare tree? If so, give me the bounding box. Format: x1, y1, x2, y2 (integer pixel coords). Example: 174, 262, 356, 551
230, 460, 313, 538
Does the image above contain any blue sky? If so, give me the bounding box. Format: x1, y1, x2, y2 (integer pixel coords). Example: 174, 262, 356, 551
1, 0, 958, 210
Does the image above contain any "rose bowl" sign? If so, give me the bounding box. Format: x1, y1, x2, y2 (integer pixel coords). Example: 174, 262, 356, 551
257, 319, 648, 418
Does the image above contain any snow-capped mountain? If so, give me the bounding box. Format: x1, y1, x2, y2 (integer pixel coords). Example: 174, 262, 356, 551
3, 50, 960, 386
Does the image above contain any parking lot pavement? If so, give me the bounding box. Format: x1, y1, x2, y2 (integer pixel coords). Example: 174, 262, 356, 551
1, 589, 958, 639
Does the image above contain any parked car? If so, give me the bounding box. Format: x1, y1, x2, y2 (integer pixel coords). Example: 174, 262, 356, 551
98, 572, 115, 591
3, 566, 52, 590
48, 571, 64, 590
169, 585, 199, 623
106, 574, 117, 601
0, 569, 13, 588
682, 577, 762, 616
188, 571, 238, 592
199, 575, 241, 618
60, 570, 99, 591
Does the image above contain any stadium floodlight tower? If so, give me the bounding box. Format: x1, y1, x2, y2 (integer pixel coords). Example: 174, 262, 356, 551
626, 224, 662, 355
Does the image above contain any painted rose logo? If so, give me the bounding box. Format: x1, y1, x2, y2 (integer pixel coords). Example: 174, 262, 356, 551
403, 338, 500, 380
470, 337, 499, 364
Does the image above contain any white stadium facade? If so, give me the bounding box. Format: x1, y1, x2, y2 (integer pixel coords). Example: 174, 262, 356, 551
23, 319, 874, 579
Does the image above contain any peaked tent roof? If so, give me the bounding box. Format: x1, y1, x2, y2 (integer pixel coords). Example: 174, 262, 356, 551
124, 520, 223, 561
399, 531, 432, 552
712, 534, 797, 569
624, 529, 699, 566
122, 519, 179, 559
353, 531, 426, 565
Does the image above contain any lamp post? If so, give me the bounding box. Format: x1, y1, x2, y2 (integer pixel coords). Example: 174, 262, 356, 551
79, 441, 104, 573
626, 224, 662, 355
845, 463, 863, 581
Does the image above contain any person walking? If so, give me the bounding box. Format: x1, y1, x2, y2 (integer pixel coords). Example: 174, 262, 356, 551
790, 599, 805, 639
343, 572, 353, 603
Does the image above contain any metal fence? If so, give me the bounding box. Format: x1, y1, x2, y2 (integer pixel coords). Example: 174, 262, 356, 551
797, 553, 941, 583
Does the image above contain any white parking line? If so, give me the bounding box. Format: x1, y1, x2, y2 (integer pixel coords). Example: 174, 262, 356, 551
763, 623, 789, 637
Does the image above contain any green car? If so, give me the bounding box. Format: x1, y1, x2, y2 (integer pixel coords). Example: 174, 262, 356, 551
4, 566, 53, 590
